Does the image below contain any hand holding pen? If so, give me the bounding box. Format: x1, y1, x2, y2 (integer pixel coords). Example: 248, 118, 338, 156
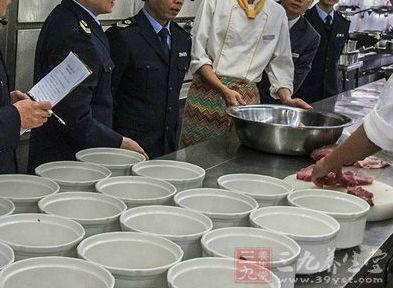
11, 90, 66, 128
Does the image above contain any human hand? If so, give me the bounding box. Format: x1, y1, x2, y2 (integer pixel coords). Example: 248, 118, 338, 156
121, 137, 149, 160
222, 88, 246, 106
311, 156, 343, 187
10, 90, 29, 104
13, 99, 52, 129
278, 88, 312, 110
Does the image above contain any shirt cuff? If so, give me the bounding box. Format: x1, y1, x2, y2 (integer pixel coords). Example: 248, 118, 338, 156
269, 83, 293, 99
364, 108, 393, 151
190, 58, 213, 75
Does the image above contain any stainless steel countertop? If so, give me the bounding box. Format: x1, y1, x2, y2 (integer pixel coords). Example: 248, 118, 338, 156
161, 79, 393, 287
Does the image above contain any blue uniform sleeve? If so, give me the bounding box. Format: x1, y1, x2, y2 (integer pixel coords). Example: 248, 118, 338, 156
0, 105, 21, 151
38, 30, 123, 150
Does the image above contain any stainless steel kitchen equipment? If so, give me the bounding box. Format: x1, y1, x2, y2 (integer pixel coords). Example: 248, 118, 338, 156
226, 105, 353, 156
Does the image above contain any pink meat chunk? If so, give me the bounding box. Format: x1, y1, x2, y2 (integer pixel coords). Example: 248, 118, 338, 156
347, 186, 374, 206
341, 171, 374, 187
354, 157, 390, 169
296, 164, 315, 181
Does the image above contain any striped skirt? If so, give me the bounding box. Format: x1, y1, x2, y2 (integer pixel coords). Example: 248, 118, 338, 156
180, 74, 260, 148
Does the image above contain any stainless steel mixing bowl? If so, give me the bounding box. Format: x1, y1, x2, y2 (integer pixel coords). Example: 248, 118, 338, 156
226, 105, 353, 156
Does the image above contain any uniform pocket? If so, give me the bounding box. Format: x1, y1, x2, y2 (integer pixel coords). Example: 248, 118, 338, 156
136, 63, 160, 90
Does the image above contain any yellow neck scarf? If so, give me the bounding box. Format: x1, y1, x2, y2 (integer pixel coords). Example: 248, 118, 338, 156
237, 0, 266, 19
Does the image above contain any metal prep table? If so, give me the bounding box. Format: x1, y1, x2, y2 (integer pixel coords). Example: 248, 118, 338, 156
160, 79, 393, 287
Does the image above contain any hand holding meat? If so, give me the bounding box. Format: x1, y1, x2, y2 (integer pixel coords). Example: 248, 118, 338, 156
13, 99, 52, 129
121, 137, 149, 160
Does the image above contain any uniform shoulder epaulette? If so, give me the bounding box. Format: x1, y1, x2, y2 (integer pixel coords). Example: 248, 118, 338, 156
115, 17, 136, 29
79, 19, 92, 35
172, 21, 191, 36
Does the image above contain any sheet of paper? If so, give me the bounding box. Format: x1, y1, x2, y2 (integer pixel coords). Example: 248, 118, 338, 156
28, 51, 92, 105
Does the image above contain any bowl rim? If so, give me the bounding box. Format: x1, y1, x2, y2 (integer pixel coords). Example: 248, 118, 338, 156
287, 189, 370, 219
95, 176, 177, 203
217, 174, 294, 199
201, 227, 301, 267
120, 205, 214, 239
131, 160, 206, 183
226, 104, 354, 130
75, 148, 146, 169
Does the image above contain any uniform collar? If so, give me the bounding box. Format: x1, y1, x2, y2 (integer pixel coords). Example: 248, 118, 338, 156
316, 3, 334, 22
72, 0, 100, 25
288, 16, 300, 30
142, 8, 171, 35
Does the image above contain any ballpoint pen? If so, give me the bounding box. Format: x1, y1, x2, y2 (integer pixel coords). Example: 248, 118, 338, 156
26, 92, 66, 126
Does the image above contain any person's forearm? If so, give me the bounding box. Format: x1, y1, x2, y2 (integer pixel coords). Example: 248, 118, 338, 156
324, 125, 381, 167
197, 65, 228, 94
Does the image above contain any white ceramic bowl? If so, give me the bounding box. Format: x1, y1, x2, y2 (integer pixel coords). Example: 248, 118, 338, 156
201, 227, 300, 288
0, 199, 14, 217
217, 174, 294, 207
0, 242, 14, 271
0, 175, 59, 213
174, 188, 259, 228
96, 176, 177, 208
77, 232, 183, 288
76, 148, 146, 176
287, 189, 370, 249
168, 257, 281, 288
120, 206, 213, 260
132, 160, 205, 191
0, 256, 115, 288
250, 206, 340, 275
38, 192, 127, 237
0, 213, 85, 260
35, 161, 111, 192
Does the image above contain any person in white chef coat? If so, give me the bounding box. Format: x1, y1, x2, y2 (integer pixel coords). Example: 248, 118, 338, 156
311, 76, 393, 185
180, 0, 311, 147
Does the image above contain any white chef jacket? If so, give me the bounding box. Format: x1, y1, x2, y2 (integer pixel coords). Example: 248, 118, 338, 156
364, 77, 393, 152
190, 0, 294, 98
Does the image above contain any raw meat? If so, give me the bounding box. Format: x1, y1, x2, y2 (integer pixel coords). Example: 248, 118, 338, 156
347, 186, 374, 206
296, 164, 315, 181
310, 145, 337, 161
341, 171, 374, 187
296, 165, 374, 187
354, 157, 390, 169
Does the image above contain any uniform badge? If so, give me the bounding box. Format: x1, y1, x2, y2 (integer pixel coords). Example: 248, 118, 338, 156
116, 18, 135, 28
292, 53, 300, 58
336, 34, 344, 38
263, 35, 275, 41
79, 20, 91, 34
179, 52, 188, 57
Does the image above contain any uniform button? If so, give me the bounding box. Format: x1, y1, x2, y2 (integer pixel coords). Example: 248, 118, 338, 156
168, 106, 172, 111
0, 81, 3, 87
169, 87, 173, 92
146, 65, 151, 69
165, 126, 169, 131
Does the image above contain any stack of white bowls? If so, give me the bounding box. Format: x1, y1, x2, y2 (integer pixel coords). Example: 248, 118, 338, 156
0, 175, 59, 213
218, 174, 294, 207
287, 189, 370, 249
174, 188, 259, 228
201, 227, 300, 288
250, 206, 340, 275
38, 192, 127, 237
96, 176, 177, 208
132, 160, 205, 191
76, 148, 146, 177
0, 214, 85, 260
0, 257, 115, 288
77, 232, 183, 288
35, 161, 111, 192
120, 206, 213, 259
167, 258, 282, 288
